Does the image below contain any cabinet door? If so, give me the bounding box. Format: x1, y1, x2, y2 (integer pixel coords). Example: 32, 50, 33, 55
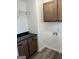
58, 0, 62, 21
28, 36, 38, 56
17, 40, 29, 58
43, 0, 58, 22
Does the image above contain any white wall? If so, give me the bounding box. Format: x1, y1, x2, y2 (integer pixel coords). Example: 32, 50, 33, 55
36, 0, 62, 52
17, 0, 27, 12
17, 0, 38, 34
26, 0, 38, 34
17, 0, 29, 34
42, 23, 62, 52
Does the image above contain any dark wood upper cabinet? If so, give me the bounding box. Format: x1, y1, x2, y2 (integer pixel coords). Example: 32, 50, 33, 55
43, 1, 58, 22
58, 0, 62, 21
43, 0, 62, 22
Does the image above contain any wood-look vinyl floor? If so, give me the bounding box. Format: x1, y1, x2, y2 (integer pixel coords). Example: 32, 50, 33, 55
29, 48, 62, 59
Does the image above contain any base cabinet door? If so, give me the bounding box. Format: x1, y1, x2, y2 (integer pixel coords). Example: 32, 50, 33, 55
18, 40, 29, 58
28, 36, 38, 56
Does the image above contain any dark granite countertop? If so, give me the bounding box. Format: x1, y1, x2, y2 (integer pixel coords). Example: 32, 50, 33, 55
17, 32, 37, 43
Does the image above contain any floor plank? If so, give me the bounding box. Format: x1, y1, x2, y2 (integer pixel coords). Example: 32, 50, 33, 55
29, 48, 62, 59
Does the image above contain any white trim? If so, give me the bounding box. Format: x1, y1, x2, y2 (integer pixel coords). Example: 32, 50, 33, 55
38, 46, 46, 52
38, 45, 62, 53
45, 46, 62, 53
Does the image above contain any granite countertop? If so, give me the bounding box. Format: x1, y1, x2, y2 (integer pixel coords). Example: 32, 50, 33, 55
17, 32, 37, 43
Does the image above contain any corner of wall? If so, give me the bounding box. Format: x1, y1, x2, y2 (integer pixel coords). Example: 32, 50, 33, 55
38, 45, 62, 53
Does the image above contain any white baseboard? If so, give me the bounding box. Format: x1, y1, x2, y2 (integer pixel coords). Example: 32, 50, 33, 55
38, 45, 62, 53
38, 46, 46, 52
45, 46, 62, 53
